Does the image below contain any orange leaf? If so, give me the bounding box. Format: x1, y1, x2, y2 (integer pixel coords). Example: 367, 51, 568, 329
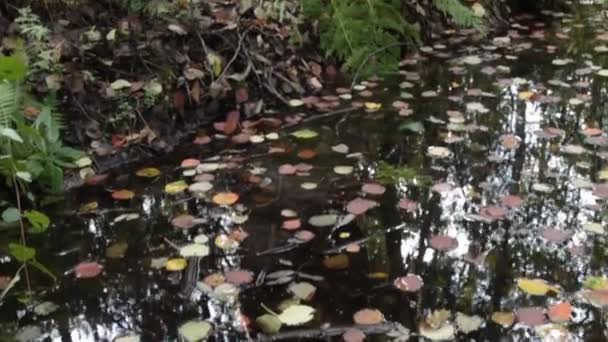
212, 192, 239, 205
548, 302, 572, 322
297, 149, 317, 160
224, 110, 240, 135
112, 189, 135, 200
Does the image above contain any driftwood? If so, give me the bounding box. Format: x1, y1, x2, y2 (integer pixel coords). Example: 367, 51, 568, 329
256, 322, 399, 341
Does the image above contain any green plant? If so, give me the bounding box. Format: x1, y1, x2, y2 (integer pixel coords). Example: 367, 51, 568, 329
15, 7, 62, 77
433, 0, 485, 33
303, 0, 419, 76
0, 52, 83, 298
302, 0, 484, 76
376, 161, 431, 185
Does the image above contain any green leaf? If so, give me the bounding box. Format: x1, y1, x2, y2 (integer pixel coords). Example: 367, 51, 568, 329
9, 243, 36, 262
28, 259, 56, 281
56, 147, 85, 161
256, 314, 282, 334
24, 210, 50, 233
1, 127, 24, 143
46, 164, 63, 193
399, 121, 425, 133
16, 171, 32, 182
291, 129, 319, 139
0, 54, 27, 82
2, 207, 21, 223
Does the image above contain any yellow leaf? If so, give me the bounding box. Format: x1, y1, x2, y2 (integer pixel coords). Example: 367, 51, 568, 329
164, 180, 188, 194
517, 278, 560, 296
598, 168, 608, 180
518, 91, 534, 101
166, 258, 187, 271
491, 311, 514, 327
136, 167, 161, 178
364, 102, 381, 110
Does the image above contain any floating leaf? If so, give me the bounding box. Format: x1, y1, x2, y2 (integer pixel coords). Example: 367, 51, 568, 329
256, 314, 282, 334
353, 308, 384, 325
584, 276, 608, 290
74, 262, 103, 278
166, 258, 187, 271
136, 167, 161, 178
165, 180, 188, 194
419, 322, 455, 341
112, 189, 135, 200
491, 311, 514, 327
399, 121, 424, 133
343, 328, 365, 342
514, 307, 545, 327
178, 320, 213, 342
277, 304, 315, 326
179, 243, 210, 258
548, 302, 572, 322
429, 235, 458, 252
106, 241, 128, 259
517, 278, 560, 296
291, 129, 318, 139
455, 313, 483, 333
394, 274, 423, 292
323, 254, 349, 270
171, 215, 195, 229
308, 214, 338, 227
287, 282, 316, 301
212, 192, 239, 205
224, 269, 254, 285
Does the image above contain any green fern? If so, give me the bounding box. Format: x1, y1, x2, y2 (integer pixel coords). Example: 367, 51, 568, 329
0, 82, 19, 128
305, 0, 420, 76
433, 0, 486, 33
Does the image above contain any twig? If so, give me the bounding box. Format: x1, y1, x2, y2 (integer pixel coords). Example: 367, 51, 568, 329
12, 174, 31, 294
322, 223, 409, 254
256, 322, 399, 341
217, 28, 250, 82
350, 42, 412, 88
298, 106, 357, 124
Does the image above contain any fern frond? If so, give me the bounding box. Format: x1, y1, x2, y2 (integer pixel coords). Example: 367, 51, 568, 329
0, 82, 19, 128
433, 0, 486, 33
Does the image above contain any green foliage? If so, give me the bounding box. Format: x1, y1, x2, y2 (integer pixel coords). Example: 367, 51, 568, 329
302, 0, 486, 75
8, 242, 56, 281
433, 0, 485, 33
303, 0, 420, 76
376, 161, 431, 185
0, 55, 82, 193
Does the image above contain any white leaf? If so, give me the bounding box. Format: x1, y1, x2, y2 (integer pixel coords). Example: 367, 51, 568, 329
111, 79, 132, 90
178, 320, 213, 342
278, 304, 315, 326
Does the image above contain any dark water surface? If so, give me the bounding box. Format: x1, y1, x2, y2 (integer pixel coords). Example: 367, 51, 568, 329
3, 7, 608, 342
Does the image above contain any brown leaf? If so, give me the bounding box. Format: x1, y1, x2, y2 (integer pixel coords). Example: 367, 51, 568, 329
191, 81, 201, 105
224, 110, 240, 135
173, 90, 185, 115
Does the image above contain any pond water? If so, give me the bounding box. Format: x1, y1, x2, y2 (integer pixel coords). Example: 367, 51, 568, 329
3, 7, 608, 342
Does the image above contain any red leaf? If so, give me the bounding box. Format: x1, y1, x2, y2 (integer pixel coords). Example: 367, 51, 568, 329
111, 134, 127, 147
75, 262, 103, 279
